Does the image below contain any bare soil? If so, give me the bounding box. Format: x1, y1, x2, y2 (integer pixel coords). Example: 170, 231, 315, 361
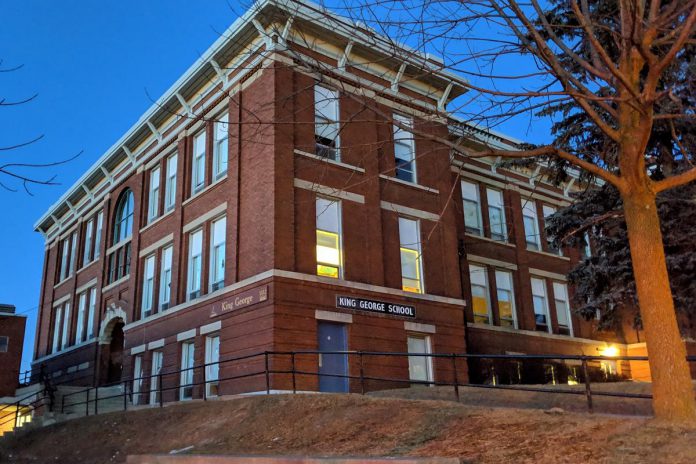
1, 394, 696, 463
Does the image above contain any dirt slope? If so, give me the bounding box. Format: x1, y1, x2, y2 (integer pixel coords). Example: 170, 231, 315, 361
1, 394, 695, 463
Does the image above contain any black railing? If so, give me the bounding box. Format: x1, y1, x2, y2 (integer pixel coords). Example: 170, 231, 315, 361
4, 351, 695, 435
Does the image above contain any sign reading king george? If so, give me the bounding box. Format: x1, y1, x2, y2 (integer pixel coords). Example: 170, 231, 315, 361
210, 285, 268, 317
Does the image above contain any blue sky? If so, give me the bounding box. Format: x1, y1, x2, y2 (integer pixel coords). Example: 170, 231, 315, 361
0, 0, 550, 374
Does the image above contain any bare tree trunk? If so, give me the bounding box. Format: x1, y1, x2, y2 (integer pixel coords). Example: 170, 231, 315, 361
622, 190, 696, 421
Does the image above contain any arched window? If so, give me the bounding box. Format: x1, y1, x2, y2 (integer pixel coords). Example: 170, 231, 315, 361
113, 189, 134, 244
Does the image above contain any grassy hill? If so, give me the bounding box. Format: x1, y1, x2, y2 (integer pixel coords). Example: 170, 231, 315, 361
1, 394, 695, 463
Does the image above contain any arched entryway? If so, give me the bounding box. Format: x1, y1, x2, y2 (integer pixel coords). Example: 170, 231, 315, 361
106, 321, 125, 383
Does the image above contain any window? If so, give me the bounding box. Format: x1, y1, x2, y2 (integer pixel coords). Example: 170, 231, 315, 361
469, 264, 491, 324
495, 270, 516, 328
141, 254, 156, 318
542, 204, 560, 254
75, 292, 87, 344
213, 114, 229, 179
581, 232, 592, 259
59, 238, 70, 281
393, 114, 416, 182
69, 232, 77, 275
83, 218, 94, 266
531, 277, 551, 332
187, 229, 203, 300
407, 335, 433, 385
150, 351, 164, 405
61, 302, 71, 350
165, 153, 178, 212
399, 217, 423, 293
522, 199, 541, 251
210, 217, 226, 291
132, 355, 143, 406
192, 131, 206, 194
160, 245, 173, 310
148, 167, 161, 223
461, 181, 483, 235
487, 188, 507, 241
51, 305, 62, 354
316, 198, 342, 278
180, 342, 195, 400
113, 190, 134, 244
205, 335, 220, 397
87, 288, 97, 339
314, 85, 340, 160
0, 336, 8, 353
553, 282, 573, 336
94, 211, 103, 259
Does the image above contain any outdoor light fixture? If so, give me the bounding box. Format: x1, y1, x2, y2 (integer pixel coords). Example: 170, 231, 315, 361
598, 345, 619, 358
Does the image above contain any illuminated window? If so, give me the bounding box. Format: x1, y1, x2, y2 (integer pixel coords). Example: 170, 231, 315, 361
531, 277, 551, 332
316, 197, 342, 278
461, 180, 482, 235
553, 282, 573, 336
399, 217, 423, 293
487, 188, 507, 241
393, 114, 416, 182
495, 270, 516, 328
522, 199, 540, 251
315, 85, 340, 160
469, 264, 491, 324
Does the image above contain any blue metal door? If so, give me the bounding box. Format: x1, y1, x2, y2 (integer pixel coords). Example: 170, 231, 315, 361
317, 321, 348, 392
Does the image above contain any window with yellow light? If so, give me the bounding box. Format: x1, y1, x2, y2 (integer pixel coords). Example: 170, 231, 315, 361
316, 197, 342, 278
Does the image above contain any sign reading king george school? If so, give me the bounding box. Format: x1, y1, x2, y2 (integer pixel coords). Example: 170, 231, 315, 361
336, 295, 416, 318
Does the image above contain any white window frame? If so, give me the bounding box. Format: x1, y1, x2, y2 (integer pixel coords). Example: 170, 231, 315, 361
399, 217, 424, 294
69, 232, 77, 276
180, 342, 195, 400
148, 166, 161, 223
83, 218, 94, 266
150, 351, 164, 405
393, 113, 416, 183
160, 245, 173, 310
407, 334, 434, 385
210, 216, 226, 292
133, 354, 143, 405
469, 264, 492, 324
531, 277, 552, 333
192, 131, 206, 194
522, 199, 541, 251
213, 113, 229, 179
314, 85, 340, 160
52, 305, 63, 354
487, 188, 507, 241
165, 153, 178, 212
61, 302, 71, 350
494, 270, 517, 329
141, 254, 156, 318
75, 292, 87, 344
461, 180, 483, 236
187, 229, 203, 301
553, 281, 573, 336
205, 335, 220, 398
315, 197, 343, 279
87, 287, 97, 339
94, 211, 103, 259
60, 238, 70, 281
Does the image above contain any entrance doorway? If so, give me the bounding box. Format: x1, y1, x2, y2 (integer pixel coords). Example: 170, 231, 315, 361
106, 322, 125, 383
317, 321, 348, 393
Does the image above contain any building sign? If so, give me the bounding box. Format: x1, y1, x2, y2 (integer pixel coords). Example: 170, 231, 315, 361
210, 286, 268, 317
336, 295, 416, 318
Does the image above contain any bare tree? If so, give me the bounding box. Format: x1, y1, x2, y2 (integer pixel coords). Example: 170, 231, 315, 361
0, 59, 78, 194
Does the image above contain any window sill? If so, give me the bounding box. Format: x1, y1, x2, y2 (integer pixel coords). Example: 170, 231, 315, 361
106, 238, 132, 256
379, 174, 439, 194
183, 175, 228, 207
140, 209, 175, 234
464, 233, 516, 248
102, 274, 130, 292
527, 248, 571, 261
294, 149, 366, 173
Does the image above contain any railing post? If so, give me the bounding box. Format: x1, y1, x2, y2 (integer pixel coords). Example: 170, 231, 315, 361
582, 357, 593, 413
203, 365, 207, 402
61, 394, 65, 414
158, 373, 163, 408
264, 352, 270, 395
291, 352, 297, 394
451, 354, 460, 402
85, 389, 90, 416
123, 381, 128, 411
14, 402, 19, 429
94, 386, 99, 415
359, 352, 365, 395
